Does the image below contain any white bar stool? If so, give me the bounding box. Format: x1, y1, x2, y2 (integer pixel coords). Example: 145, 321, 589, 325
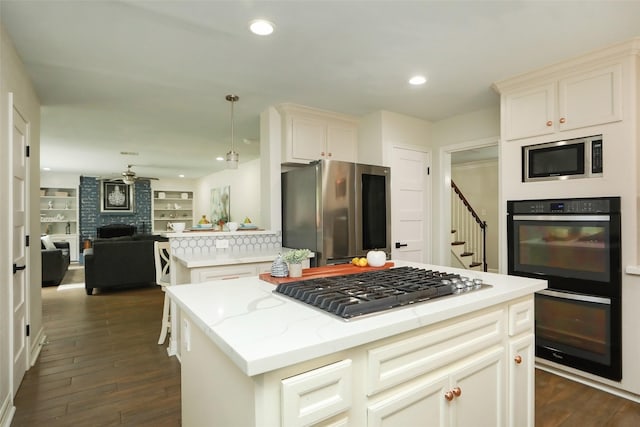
154, 241, 172, 345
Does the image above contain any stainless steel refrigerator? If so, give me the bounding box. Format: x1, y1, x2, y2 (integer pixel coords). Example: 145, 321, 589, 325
281, 160, 391, 266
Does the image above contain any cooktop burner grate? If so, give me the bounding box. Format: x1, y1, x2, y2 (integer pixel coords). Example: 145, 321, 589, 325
274, 266, 490, 320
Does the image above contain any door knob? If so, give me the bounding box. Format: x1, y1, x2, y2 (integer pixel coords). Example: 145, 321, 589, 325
13, 263, 26, 274
395, 242, 408, 249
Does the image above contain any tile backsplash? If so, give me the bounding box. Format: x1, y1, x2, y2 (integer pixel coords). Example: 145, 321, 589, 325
169, 231, 282, 255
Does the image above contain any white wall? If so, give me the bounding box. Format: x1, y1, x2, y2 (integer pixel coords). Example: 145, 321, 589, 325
40, 171, 80, 189
194, 159, 262, 226
430, 107, 500, 266
1, 24, 41, 424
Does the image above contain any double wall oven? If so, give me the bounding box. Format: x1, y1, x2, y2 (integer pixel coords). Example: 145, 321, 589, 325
507, 197, 621, 380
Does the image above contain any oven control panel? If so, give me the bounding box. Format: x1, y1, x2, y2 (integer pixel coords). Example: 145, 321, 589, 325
508, 197, 620, 214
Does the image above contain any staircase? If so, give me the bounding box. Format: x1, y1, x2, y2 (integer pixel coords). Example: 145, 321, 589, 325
451, 180, 487, 271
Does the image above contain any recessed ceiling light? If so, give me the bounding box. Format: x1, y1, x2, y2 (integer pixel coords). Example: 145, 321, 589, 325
43, 167, 51, 171
216, 156, 224, 161
409, 75, 427, 86
249, 19, 275, 36
178, 174, 185, 178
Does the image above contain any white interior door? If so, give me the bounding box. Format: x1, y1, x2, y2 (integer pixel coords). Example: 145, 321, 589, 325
391, 146, 430, 263
12, 105, 28, 396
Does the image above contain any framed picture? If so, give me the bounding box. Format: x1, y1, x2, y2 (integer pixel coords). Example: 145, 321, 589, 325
210, 186, 230, 224
101, 180, 134, 213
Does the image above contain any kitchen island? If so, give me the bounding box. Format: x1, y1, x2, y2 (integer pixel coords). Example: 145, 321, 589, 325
167, 261, 546, 426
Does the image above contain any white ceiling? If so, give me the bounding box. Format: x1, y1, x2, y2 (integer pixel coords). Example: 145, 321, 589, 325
1, 1, 639, 180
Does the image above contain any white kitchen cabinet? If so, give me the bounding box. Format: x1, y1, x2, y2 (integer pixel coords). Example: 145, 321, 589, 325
193, 263, 262, 282
179, 295, 536, 426
281, 359, 352, 427
367, 347, 504, 427
366, 309, 504, 395
502, 63, 622, 140
507, 298, 535, 427
508, 334, 534, 427
178, 261, 273, 284
279, 103, 358, 164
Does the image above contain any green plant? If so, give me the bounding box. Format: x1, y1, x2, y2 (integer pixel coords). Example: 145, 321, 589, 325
282, 248, 310, 264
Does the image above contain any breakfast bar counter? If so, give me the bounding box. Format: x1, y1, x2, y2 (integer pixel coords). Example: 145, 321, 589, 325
167, 261, 546, 426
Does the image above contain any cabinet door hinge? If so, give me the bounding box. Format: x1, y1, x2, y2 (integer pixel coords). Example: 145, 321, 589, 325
26, 324, 30, 337
26, 235, 30, 247
26, 145, 30, 157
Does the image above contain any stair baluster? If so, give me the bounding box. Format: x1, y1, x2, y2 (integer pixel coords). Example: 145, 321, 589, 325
450, 180, 487, 271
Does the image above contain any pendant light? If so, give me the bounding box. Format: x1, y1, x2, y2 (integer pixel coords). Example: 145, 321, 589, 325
225, 94, 240, 169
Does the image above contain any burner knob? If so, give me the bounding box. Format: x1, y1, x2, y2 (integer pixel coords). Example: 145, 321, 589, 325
463, 280, 474, 288
455, 282, 465, 290
473, 278, 483, 289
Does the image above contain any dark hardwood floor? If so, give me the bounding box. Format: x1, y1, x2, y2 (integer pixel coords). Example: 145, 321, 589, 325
11, 282, 640, 426
11, 285, 181, 426
536, 369, 640, 426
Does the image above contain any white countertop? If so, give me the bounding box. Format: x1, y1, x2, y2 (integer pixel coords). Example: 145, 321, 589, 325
167, 261, 547, 377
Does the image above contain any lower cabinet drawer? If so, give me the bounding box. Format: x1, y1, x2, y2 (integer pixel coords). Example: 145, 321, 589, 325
366, 309, 504, 395
281, 359, 352, 427
508, 297, 534, 336
193, 264, 257, 282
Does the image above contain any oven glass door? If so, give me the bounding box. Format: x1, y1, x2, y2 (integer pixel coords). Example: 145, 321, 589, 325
535, 289, 621, 380
510, 215, 615, 283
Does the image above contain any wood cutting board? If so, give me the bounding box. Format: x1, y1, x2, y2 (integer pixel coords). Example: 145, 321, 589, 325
259, 262, 395, 285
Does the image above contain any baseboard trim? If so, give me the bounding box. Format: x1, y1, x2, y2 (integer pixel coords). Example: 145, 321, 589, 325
0, 394, 15, 427
29, 327, 46, 367
536, 362, 640, 403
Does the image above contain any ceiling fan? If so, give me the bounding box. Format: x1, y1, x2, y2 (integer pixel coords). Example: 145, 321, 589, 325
109, 165, 159, 185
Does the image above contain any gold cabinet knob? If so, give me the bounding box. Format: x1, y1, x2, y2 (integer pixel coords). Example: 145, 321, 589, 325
321, 151, 325, 157
514, 355, 523, 364
444, 391, 454, 401
559, 117, 566, 124
546, 120, 553, 127
452, 387, 462, 397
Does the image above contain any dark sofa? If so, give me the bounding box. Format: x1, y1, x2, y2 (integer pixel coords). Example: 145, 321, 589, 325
84, 234, 167, 295
42, 241, 71, 286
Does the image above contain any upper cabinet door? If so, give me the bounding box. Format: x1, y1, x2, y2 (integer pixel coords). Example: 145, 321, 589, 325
558, 64, 622, 132
503, 83, 556, 141
327, 123, 357, 162
503, 63, 623, 141
280, 103, 358, 164
290, 115, 327, 162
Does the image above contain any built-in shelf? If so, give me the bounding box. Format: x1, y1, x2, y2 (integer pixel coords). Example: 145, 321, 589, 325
40, 187, 80, 261
153, 190, 194, 232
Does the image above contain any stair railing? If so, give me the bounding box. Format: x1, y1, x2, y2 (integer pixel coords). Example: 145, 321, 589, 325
451, 180, 487, 271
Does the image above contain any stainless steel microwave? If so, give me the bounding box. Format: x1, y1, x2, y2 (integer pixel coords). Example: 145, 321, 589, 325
522, 135, 603, 182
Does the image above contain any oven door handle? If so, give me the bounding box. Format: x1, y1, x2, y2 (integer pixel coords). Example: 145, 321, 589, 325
512, 214, 611, 222
538, 289, 611, 305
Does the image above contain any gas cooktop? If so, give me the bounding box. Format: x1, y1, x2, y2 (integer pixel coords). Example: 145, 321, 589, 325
274, 266, 491, 320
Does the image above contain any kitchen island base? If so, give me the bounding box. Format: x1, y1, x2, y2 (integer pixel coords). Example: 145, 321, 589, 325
179, 295, 536, 427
